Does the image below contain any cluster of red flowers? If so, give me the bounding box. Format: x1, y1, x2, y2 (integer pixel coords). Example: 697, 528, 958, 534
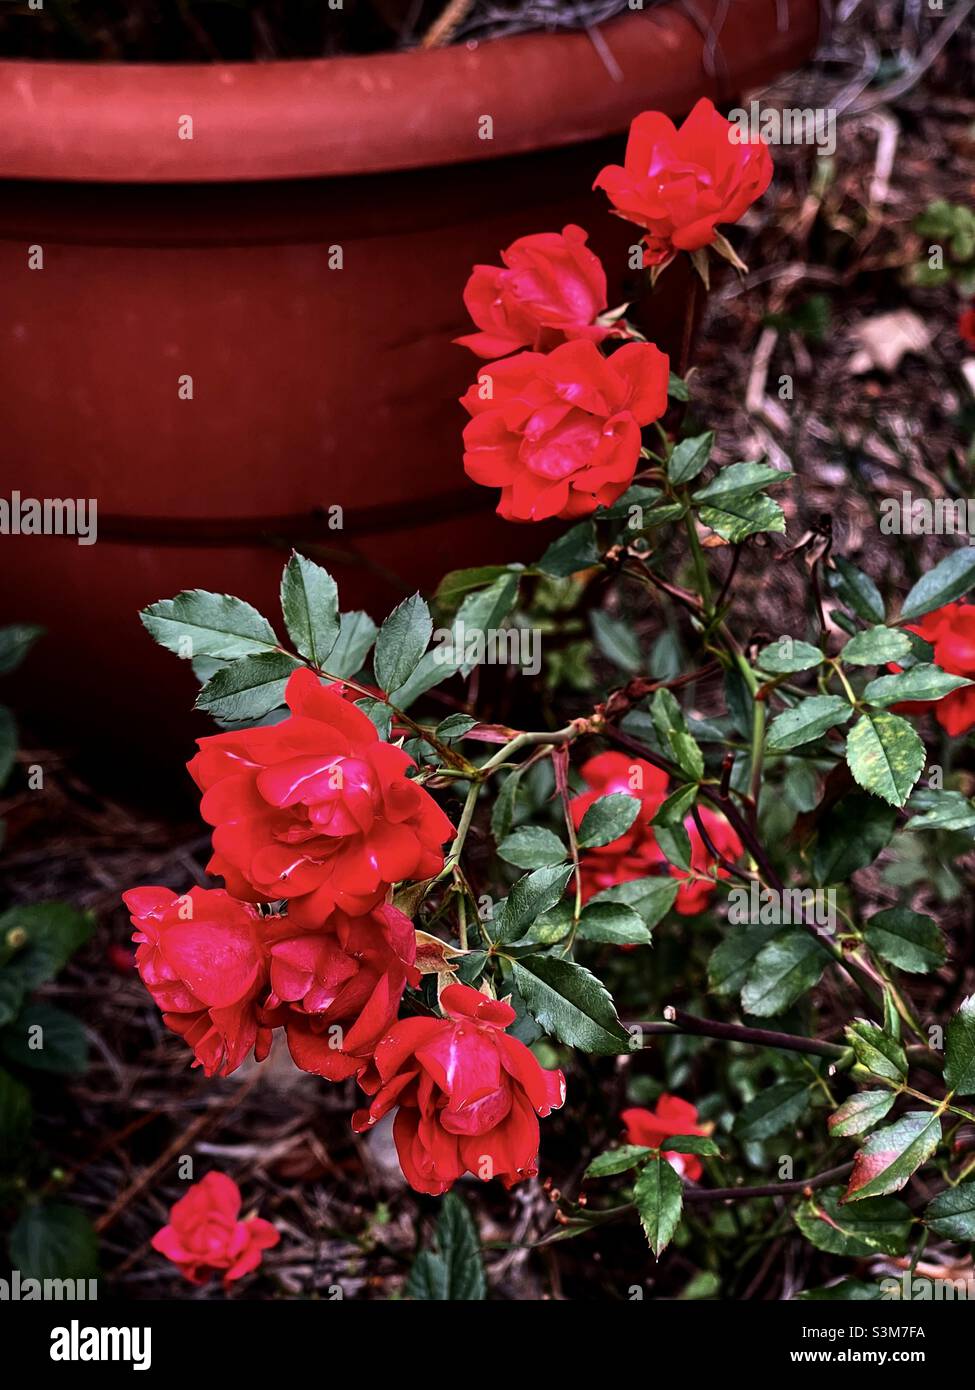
126, 669, 567, 1225
895, 601, 975, 736
457, 98, 772, 523
570, 752, 742, 913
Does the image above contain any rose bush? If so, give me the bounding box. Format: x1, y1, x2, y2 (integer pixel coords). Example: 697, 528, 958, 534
130, 101, 975, 1303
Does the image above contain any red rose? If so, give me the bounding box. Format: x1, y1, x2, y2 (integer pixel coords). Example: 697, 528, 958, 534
622, 1095, 709, 1181
594, 98, 773, 268
959, 303, 975, 349
455, 224, 611, 359
570, 753, 742, 916
352, 982, 565, 1195
259, 903, 419, 1081
123, 885, 270, 1077
152, 1172, 279, 1285
461, 339, 669, 522
890, 601, 975, 736
187, 668, 454, 928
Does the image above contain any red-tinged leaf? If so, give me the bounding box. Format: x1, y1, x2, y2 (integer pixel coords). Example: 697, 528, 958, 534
842, 1111, 942, 1203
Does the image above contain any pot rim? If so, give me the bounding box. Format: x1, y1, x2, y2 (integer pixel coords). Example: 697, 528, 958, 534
0, 0, 822, 184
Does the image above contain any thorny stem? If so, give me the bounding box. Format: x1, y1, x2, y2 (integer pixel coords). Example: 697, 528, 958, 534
630, 1007, 848, 1061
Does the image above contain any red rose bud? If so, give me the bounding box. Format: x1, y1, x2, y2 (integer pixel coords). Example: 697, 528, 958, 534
352, 982, 565, 1195
151, 1172, 279, 1285
124, 885, 270, 1077
622, 1095, 709, 1181
461, 338, 669, 522
570, 752, 742, 916
456, 224, 611, 359
594, 98, 772, 269
259, 903, 419, 1082
890, 601, 975, 736
187, 668, 454, 928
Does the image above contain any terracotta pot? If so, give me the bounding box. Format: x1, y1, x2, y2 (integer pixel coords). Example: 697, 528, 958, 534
0, 1, 822, 777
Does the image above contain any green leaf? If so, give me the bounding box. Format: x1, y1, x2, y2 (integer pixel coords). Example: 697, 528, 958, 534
653, 820, 692, 873
494, 865, 574, 945
325, 610, 377, 680
863, 664, 973, 706
8, 1203, 99, 1281
698, 493, 785, 544
827, 558, 885, 624
491, 769, 523, 842
435, 714, 479, 742
0, 977, 26, 1030
692, 460, 790, 505
512, 957, 630, 1054
0, 903, 92, 993
668, 431, 714, 485
589, 876, 679, 929
633, 1156, 684, 1256
795, 1280, 885, 1301
279, 551, 340, 668
734, 1080, 811, 1142
812, 794, 897, 885
576, 901, 651, 946
0, 624, 44, 675
863, 909, 945, 975
590, 611, 642, 674
406, 1193, 485, 1301
765, 696, 853, 753
901, 549, 975, 621
907, 789, 975, 833
664, 1135, 722, 1157
0, 1067, 31, 1165
374, 593, 432, 695
651, 688, 704, 780
757, 638, 823, 674
577, 792, 641, 849
844, 1111, 942, 1202
708, 924, 780, 996
497, 826, 567, 870
537, 521, 600, 578
845, 1019, 908, 1084
828, 1091, 896, 1138
195, 651, 302, 722
795, 1187, 912, 1257
842, 626, 913, 667
740, 931, 829, 1017
667, 371, 690, 402
0, 1003, 88, 1075
924, 1181, 975, 1242
945, 994, 975, 1096
585, 1145, 653, 1178
455, 574, 521, 675
846, 711, 925, 808
435, 565, 511, 610
140, 590, 280, 660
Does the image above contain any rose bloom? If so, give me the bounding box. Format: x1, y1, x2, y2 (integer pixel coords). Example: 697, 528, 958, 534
455, 224, 611, 359
123, 885, 270, 1078
461, 338, 669, 522
594, 98, 773, 267
891, 601, 975, 735
188, 668, 453, 928
570, 752, 742, 916
152, 1172, 279, 1285
353, 983, 565, 1195
622, 1095, 709, 1181
259, 903, 419, 1081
